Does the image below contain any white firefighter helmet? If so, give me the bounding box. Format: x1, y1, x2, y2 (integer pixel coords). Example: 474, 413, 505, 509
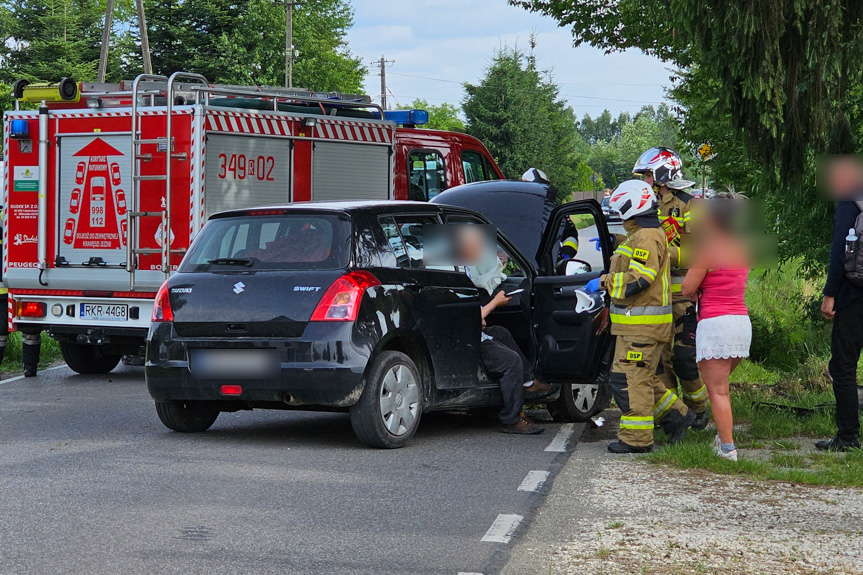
521, 167, 550, 184
608, 179, 657, 220
633, 147, 685, 186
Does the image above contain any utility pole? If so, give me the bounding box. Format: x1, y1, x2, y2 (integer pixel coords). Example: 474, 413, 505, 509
136, 0, 153, 74
373, 56, 394, 109
97, 0, 114, 82
99, 0, 153, 81
285, 1, 294, 88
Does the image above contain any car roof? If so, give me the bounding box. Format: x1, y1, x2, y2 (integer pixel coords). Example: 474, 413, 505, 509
430, 180, 560, 265
209, 200, 450, 220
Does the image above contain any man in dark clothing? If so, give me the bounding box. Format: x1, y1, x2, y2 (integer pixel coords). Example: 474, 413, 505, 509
819, 199, 863, 451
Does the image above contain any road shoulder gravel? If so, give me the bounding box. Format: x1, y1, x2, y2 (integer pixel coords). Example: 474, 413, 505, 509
504, 412, 863, 575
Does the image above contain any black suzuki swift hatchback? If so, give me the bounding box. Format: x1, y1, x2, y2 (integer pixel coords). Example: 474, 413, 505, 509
146, 195, 613, 448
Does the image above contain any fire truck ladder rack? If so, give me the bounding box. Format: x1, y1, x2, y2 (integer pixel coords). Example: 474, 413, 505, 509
190, 85, 385, 117
123, 72, 387, 291
127, 72, 208, 290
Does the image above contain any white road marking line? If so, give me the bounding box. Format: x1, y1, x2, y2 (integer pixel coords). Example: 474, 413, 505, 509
517, 470, 550, 492
544, 423, 575, 452
481, 513, 523, 544
457, 572, 484, 575
0, 365, 68, 386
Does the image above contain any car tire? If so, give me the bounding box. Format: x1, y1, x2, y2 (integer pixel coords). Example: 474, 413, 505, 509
547, 382, 611, 423
60, 341, 122, 374
154, 401, 220, 433
350, 351, 424, 449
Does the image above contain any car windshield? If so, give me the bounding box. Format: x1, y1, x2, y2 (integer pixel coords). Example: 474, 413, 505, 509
181, 213, 352, 272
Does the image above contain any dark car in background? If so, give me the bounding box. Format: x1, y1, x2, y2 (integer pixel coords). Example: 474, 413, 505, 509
601, 195, 623, 223
146, 193, 613, 448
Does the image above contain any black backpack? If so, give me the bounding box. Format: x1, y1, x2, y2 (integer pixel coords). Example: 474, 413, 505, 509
844, 201, 863, 286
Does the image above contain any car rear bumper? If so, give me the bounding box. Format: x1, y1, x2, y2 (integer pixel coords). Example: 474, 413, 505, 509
145, 322, 372, 407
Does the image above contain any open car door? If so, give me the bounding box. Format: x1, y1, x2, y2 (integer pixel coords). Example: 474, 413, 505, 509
531, 199, 613, 382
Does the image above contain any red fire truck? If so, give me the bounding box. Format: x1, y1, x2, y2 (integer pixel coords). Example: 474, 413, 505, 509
2, 73, 503, 373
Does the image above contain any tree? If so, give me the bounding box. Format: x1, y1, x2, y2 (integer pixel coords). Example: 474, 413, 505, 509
576, 105, 681, 187
510, 0, 863, 271
397, 99, 465, 132
1, 0, 109, 83
146, 0, 365, 92
463, 43, 581, 200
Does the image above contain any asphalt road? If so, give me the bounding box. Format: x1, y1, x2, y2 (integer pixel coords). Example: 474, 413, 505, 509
0, 365, 583, 575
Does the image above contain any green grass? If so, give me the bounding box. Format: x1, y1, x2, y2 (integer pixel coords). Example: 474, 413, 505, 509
0, 332, 63, 373
647, 383, 863, 487
647, 427, 863, 488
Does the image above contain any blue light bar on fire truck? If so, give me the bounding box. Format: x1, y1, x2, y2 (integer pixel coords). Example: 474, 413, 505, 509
378, 109, 429, 127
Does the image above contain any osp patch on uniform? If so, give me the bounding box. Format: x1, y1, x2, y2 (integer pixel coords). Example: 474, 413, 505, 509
633, 248, 650, 262
626, 351, 643, 362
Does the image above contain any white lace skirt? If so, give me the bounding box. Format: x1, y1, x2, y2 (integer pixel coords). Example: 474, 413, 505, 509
696, 314, 752, 362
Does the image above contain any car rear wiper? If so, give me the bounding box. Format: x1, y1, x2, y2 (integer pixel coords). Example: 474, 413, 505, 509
207, 257, 253, 267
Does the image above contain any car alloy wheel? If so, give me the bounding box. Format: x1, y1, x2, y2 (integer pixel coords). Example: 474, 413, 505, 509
378, 364, 419, 436
571, 383, 599, 414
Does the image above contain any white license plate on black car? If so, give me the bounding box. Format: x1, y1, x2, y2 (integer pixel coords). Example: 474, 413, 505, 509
80, 303, 128, 321
191, 349, 280, 379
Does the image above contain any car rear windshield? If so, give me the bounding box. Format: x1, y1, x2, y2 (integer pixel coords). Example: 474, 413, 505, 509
181, 213, 352, 272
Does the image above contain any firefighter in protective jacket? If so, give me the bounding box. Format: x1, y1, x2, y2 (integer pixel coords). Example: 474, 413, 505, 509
584, 179, 695, 453
633, 147, 709, 429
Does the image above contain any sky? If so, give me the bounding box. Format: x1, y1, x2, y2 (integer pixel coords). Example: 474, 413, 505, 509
345, 0, 674, 120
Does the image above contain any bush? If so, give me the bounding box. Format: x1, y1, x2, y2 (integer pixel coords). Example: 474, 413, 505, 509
745, 265, 831, 371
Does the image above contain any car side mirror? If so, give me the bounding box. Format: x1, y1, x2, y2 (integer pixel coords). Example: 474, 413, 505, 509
564, 260, 591, 276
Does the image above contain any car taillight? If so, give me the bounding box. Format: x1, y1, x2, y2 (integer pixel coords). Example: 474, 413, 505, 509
310, 271, 381, 322
152, 281, 174, 322
220, 384, 243, 396
17, 301, 46, 318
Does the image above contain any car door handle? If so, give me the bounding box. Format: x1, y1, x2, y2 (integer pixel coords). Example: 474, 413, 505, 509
404, 282, 424, 292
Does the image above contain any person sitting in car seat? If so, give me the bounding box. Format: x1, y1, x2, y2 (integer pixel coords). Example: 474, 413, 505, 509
456, 225, 552, 434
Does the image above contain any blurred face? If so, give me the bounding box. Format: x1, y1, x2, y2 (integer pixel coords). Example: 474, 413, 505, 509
456, 225, 486, 263
826, 157, 863, 199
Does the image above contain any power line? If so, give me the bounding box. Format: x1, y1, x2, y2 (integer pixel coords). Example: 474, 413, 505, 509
562, 93, 666, 105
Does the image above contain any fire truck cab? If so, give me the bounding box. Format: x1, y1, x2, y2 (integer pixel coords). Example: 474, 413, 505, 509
1, 73, 503, 374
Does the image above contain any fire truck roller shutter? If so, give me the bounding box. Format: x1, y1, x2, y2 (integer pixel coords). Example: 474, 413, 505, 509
311, 141, 391, 202
204, 135, 292, 218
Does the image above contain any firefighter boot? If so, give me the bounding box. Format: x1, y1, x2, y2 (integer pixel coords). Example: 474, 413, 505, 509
691, 409, 710, 430
607, 440, 653, 454
22, 334, 40, 377
659, 408, 696, 445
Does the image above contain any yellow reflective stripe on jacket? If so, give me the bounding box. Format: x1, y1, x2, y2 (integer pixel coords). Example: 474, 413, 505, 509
628, 260, 657, 281
609, 303, 672, 325
609, 272, 625, 299
615, 245, 634, 257
620, 415, 654, 429
661, 261, 669, 306
653, 389, 679, 419
562, 238, 578, 250
670, 275, 684, 293
610, 312, 673, 325
0, 288, 7, 295
682, 211, 691, 223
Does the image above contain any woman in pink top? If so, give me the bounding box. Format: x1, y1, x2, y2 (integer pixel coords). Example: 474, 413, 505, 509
681, 192, 752, 462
